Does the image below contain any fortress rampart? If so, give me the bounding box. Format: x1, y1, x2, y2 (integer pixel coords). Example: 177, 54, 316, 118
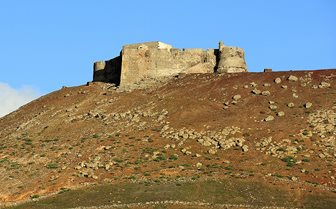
93, 41, 247, 87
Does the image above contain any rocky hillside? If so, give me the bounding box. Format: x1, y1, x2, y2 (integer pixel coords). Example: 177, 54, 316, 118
0, 70, 335, 208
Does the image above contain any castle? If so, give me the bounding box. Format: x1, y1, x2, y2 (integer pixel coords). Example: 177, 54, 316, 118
93, 41, 247, 88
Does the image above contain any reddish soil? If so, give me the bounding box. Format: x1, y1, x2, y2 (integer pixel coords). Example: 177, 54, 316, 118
0, 70, 335, 207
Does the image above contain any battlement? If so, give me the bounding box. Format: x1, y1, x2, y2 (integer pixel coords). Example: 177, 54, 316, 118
93, 41, 247, 88
122, 41, 173, 50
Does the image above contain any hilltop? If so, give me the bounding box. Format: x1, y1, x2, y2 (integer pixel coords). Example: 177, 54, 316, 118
0, 69, 335, 208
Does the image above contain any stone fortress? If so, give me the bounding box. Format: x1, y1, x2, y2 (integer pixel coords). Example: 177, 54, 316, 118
93, 41, 247, 88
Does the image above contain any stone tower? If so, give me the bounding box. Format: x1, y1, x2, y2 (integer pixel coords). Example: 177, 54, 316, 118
217, 41, 247, 73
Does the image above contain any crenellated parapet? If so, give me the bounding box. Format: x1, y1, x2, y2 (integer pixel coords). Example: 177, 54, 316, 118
93, 41, 247, 88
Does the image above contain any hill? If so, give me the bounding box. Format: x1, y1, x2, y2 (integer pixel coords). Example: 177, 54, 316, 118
0, 70, 335, 208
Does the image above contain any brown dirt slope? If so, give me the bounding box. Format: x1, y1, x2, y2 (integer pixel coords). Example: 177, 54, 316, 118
0, 70, 335, 208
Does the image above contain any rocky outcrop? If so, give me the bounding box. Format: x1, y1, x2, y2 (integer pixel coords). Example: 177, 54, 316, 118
93, 41, 248, 88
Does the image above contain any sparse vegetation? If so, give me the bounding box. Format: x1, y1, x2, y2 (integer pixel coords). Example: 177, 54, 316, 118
46, 162, 59, 169
281, 156, 296, 167
30, 194, 40, 199
168, 154, 178, 161
1, 70, 336, 208
92, 134, 100, 139
154, 153, 166, 162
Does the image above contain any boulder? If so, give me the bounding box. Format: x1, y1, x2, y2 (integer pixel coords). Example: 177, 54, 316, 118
264, 115, 275, 122
288, 75, 298, 82
232, 94, 241, 101
274, 77, 282, 84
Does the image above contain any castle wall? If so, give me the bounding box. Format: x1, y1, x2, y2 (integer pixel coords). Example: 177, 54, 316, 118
93, 41, 247, 88
120, 47, 216, 87
93, 56, 121, 85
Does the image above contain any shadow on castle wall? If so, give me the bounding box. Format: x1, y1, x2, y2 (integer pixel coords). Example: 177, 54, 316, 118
93, 56, 122, 86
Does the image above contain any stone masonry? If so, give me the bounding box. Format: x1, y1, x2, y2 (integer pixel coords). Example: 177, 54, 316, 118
93, 41, 247, 88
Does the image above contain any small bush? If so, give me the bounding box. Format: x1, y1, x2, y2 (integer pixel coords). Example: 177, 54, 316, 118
24, 139, 33, 145
113, 158, 122, 163
92, 134, 100, 139
47, 162, 58, 169
272, 173, 284, 178
154, 154, 166, 162
143, 147, 155, 154
58, 188, 71, 194
281, 156, 296, 167
224, 166, 234, 170
31, 194, 40, 199
168, 154, 178, 161
80, 137, 88, 143
134, 159, 142, 164
10, 162, 21, 169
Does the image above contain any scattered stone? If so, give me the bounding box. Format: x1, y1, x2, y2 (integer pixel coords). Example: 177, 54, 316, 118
242, 145, 249, 152
269, 105, 277, 110
250, 82, 257, 87
208, 148, 217, 155
252, 89, 261, 95
263, 83, 271, 87
203, 140, 212, 147
243, 85, 249, 89
274, 77, 281, 84
288, 75, 298, 82
292, 93, 299, 98
318, 81, 331, 88
281, 85, 288, 89
196, 162, 203, 170
261, 91, 271, 96
182, 133, 189, 139
264, 68, 272, 72
291, 176, 298, 181
64, 93, 70, 97
287, 103, 295, 108
232, 94, 241, 101
269, 101, 275, 104
264, 115, 274, 122
304, 102, 313, 109
277, 111, 285, 117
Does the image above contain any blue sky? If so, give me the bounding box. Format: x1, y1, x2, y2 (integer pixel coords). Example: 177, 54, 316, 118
0, 0, 335, 116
